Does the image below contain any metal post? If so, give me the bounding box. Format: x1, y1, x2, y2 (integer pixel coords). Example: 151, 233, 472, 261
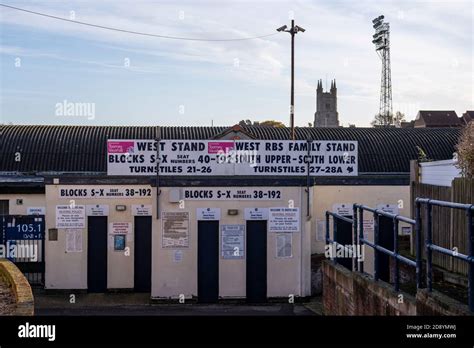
276, 21, 304, 139
358, 207, 364, 274
306, 139, 311, 218
393, 218, 399, 292
41, 216, 45, 285
426, 203, 433, 292
467, 207, 473, 312
415, 200, 422, 289
155, 138, 161, 219
333, 216, 338, 265
374, 212, 379, 281
290, 19, 295, 140
325, 211, 330, 247
353, 205, 358, 272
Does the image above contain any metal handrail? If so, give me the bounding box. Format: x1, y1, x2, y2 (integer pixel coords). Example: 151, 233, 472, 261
353, 203, 420, 292
324, 199, 474, 313
416, 198, 474, 312
325, 211, 354, 268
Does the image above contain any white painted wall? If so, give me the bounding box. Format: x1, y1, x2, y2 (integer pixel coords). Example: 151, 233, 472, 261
0, 183, 413, 295
44, 184, 152, 290
151, 186, 311, 299
0, 194, 45, 215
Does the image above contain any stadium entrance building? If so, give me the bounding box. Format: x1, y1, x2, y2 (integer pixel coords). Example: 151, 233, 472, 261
0, 125, 461, 301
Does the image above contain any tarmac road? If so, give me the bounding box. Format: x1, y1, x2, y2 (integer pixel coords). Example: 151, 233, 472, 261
33, 291, 320, 316
35, 303, 316, 316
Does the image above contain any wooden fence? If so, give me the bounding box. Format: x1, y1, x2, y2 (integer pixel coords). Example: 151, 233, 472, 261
411, 178, 474, 275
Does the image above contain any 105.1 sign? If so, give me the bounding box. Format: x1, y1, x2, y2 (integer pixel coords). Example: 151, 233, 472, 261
4, 216, 44, 240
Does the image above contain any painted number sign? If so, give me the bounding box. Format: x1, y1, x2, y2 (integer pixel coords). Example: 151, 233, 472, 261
107, 140, 358, 176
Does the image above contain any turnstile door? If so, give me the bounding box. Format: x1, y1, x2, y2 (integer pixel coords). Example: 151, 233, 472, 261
87, 216, 108, 292
246, 220, 267, 303
197, 221, 219, 303
378, 216, 395, 282
335, 217, 353, 271
134, 216, 152, 292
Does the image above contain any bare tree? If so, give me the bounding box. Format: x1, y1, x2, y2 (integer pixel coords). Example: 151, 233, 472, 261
238, 119, 286, 128
371, 111, 405, 127
455, 121, 474, 178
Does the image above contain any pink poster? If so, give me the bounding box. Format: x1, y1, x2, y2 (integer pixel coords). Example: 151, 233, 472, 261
107, 141, 135, 154
207, 142, 234, 154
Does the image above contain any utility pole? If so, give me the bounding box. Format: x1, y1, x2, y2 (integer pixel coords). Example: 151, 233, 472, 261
277, 20, 305, 140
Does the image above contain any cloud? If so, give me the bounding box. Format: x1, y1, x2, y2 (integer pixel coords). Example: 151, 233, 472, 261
0, 0, 472, 126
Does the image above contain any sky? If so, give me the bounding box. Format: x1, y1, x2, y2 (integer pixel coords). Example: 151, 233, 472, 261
0, 0, 473, 127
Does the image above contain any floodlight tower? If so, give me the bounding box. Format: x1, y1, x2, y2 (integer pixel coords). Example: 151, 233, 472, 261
372, 15, 393, 126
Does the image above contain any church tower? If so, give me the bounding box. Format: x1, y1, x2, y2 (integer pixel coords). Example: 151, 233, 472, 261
314, 79, 339, 127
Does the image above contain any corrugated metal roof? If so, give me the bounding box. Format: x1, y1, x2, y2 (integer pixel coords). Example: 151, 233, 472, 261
0, 125, 461, 174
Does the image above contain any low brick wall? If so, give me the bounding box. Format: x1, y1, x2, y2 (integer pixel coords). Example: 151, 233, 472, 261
0, 260, 34, 315
322, 259, 355, 315
323, 260, 416, 315
416, 289, 471, 316
323, 260, 472, 316
311, 254, 326, 296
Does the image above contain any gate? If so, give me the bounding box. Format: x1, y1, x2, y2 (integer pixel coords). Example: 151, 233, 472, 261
0, 215, 45, 287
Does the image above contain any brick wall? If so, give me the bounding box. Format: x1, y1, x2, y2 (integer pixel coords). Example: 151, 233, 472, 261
323, 260, 471, 316
416, 289, 471, 316
0, 260, 34, 315
323, 260, 416, 315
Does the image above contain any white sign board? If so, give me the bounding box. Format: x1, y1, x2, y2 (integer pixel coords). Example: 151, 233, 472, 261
27, 207, 46, 215
132, 204, 152, 216
360, 220, 373, 240
332, 203, 353, 216
221, 225, 245, 259
173, 250, 184, 263
401, 226, 412, 236
269, 208, 300, 232
276, 233, 292, 258
107, 140, 358, 176
183, 188, 282, 200
109, 222, 132, 234
86, 204, 109, 216
244, 208, 269, 220
316, 220, 325, 241
66, 229, 83, 252
162, 212, 189, 248
58, 186, 152, 199
56, 205, 85, 228
376, 204, 399, 215
196, 208, 221, 221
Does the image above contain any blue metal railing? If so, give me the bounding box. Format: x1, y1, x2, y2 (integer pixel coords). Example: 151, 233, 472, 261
325, 199, 474, 312
325, 211, 354, 269
353, 204, 420, 292
416, 198, 474, 312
